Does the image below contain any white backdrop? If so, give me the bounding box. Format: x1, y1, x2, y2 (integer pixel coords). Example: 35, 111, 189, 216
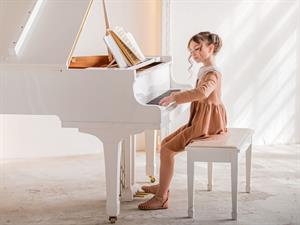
170, 0, 300, 144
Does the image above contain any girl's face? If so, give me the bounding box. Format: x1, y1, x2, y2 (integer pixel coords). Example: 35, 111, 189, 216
188, 40, 214, 63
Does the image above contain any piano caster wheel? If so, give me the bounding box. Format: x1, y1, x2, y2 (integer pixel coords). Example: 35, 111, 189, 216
149, 176, 156, 183
109, 216, 117, 224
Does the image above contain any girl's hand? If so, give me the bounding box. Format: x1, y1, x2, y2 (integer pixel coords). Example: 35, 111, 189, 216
159, 95, 175, 106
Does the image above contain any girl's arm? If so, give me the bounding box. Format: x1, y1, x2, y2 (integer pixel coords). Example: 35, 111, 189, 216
172, 72, 219, 104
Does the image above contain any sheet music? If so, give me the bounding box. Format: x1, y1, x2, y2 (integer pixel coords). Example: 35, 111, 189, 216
113, 26, 146, 61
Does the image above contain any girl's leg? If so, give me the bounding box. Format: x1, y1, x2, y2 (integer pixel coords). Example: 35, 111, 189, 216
140, 126, 187, 194
156, 147, 177, 198
141, 148, 178, 194
138, 147, 177, 210
138, 126, 192, 210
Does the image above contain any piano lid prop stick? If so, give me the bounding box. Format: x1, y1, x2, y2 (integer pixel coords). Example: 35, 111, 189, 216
67, 0, 94, 67
106, 58, 117, 68
102, 0, 114, 62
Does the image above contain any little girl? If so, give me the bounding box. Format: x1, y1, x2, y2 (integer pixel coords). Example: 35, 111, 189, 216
138, 31, 227, 210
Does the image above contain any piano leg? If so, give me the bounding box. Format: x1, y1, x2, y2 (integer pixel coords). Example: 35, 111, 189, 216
122, 135, 138, 201
131, 135, 136, 188
120, 140, 125, 197
145, 130, 157, 183
76, 127, 147, 223
102, 140, 122, 223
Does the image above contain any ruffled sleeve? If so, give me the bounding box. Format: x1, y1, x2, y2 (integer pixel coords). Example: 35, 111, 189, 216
173, 72, 219, 104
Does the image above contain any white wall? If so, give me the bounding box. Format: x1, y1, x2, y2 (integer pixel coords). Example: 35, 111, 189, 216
171, 0, 300, 144
0, 115, 102, 159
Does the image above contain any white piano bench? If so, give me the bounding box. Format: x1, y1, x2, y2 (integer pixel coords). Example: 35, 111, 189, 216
186, 128, 254, 220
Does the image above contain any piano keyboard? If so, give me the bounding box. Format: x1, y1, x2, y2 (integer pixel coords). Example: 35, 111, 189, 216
147, 89, 180, 105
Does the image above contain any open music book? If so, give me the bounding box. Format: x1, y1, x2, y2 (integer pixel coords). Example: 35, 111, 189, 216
103, 26, 149, 68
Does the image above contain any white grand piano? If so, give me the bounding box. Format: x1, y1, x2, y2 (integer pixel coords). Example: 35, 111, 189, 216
0, 0, 191, 223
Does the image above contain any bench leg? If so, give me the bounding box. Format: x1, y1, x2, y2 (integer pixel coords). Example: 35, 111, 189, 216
207, 162, 213, 191
246, 143, 252, 193
231, 154, 238, 220
187, 159, 195, 218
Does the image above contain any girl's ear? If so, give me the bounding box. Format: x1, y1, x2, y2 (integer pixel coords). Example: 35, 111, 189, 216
208, 44, 215, 54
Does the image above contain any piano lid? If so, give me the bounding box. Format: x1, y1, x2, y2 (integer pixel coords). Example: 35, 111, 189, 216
0, 0, 107, 65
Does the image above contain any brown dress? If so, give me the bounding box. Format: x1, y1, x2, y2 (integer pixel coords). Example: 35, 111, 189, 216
161, 66, 227, 152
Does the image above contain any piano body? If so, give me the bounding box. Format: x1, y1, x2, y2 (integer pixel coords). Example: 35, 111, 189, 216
0, 0, 191, 223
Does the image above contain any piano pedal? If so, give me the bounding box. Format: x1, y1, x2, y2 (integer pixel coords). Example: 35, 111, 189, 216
149, 176, 156, 183
134, 191, 151, 198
